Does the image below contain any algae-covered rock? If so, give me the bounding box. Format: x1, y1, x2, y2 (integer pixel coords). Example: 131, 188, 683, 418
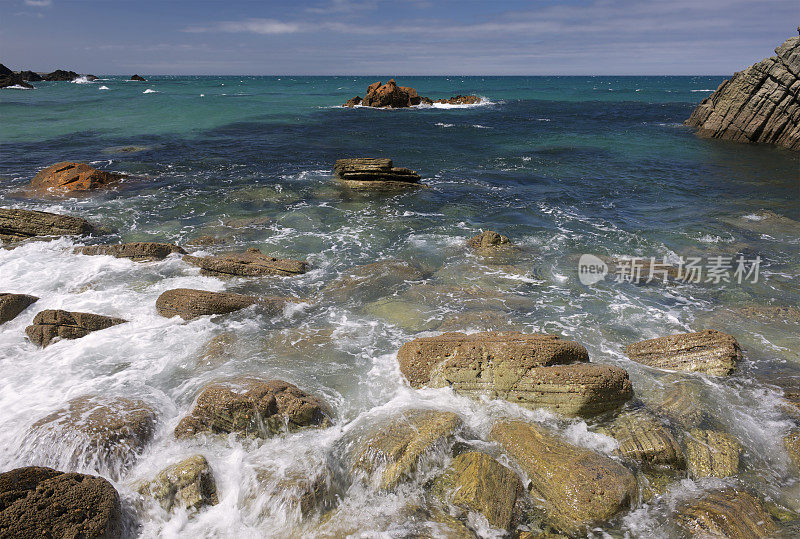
490, 420, 637, 534
174, 378, 331, 439
600, 409, 684, 469
139, 455, 218, 513
675, 487, 779, 537
625, 329, 741, 376
320, 259, 431, 303
433, 451, 521, 530
350, 409, 461, 490
655, 381, 710, 429
467, 230, 511, 252
363, 296, 440, 332
686, 429, 741, 479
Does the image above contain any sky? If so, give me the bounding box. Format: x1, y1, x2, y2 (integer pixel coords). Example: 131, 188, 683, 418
1, 0, 797, 75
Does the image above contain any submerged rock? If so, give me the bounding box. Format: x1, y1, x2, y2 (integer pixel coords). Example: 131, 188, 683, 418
600, 409, 685, 469
685, 429, 741, 478
25, 309, 127, 347
675, 487, 778, 537
491, 420, 637, 535
625, 329, 742, 376
139, 455, 219, 513
0, 466, 122, 538
155, 288, 294, 320
333, 158, 422, 188
0, 207, 97, 244
349, 409, 461, 490
320, 259, 431, 303
77, 242, 185, 261
433, 451, 521, 530
685, 29, 800, 150
466, 230, 511, 252
784, 429, 800, 468
253, 466, 332, 517
0, 293, 38, 324
183, 247, 307, 277
174, 378, 331, 439
29, 162, 126, 195
655, 380, 710, 429
29, 396, 157, 477
437, 309, 521, 332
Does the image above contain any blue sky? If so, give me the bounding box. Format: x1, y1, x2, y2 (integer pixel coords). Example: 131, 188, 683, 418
1, 0, 797, 75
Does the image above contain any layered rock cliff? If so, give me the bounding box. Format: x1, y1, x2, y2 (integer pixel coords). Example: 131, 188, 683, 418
685, 29, 799, 150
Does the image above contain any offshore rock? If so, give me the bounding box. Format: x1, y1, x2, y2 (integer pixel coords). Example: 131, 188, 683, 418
342, 79, 480, 108
0, 293, 38, 324
17, 70, 43, 82
349, 409, 461, 490
491, 420, 637, 535
685, 429, 741, 478
130, 74, 147, 81
625, 329, 741, 376
0, 466, 122, 538
29, 396, 157, 478
0, 71, 33, 89
30, 161, 126, 195
600, 409, 685, 469
333, 158, 422, 187
434, 95, 481, 105
25, 309, 127, 347
139, 455, 219, 513
0, 207, 96, 243
466, 230, 511, 252
183, 247, 307, 277
43, 69, 80, 81
685, 30, 800, 150
433, 451, 521, 530
155, 288, 294, 320
174, 378, 331, 439
77, 241, 186, 261
397, 332, 632, 416
675, 488, 779, 537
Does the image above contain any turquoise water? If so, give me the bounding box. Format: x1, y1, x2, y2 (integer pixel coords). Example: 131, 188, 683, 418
1, 76, 799, 537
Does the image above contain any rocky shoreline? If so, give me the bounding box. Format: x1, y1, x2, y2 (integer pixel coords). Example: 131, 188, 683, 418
0, 63, 148, 89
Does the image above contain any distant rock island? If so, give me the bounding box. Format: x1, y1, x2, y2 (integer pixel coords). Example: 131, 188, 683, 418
0, 63, 98, 89
343, 79, 481, 108
130, 74, 147, 81
685, 28, 799, 151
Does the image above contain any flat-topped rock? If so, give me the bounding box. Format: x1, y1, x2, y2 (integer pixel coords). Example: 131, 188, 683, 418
0, 293, 38, 324
333, 158, 422, 187
25, 309, 127, 347
685, 30, 800, 150
686, 429, 741, 478
625, 329, 741, 376
138, 455, 219, 513
491, 420, 637, 535
183, 247, 307, 277
0, 207, 97, 243
600, 409, 685, 469
675, 488, 778, 537
0, 466, 122, 538
174, 378, 330, 439
30, 162, 126, 195
156, 288, 295, 320
77, 242, 186, 261
30, 395, 157, 478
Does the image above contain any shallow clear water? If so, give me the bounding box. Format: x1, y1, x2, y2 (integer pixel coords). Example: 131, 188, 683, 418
0, 76, 799, 537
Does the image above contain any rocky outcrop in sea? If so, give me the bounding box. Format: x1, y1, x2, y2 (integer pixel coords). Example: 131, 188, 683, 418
343, 79, 480, 108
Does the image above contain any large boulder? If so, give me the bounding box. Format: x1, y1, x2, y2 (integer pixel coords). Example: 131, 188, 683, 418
138, 454, 218, 513
29, 396, 157, 478
397, 332, 632, 416
0, 207, 97, 243
0, 293, 38, 324
43, 69, 80, 81
347, 408, 461, 490
77, 242, 185, 261
600, 409, 684, 469
29, 162, 126, 195
320, 259, 431, 303
0, 466, 122, 538
433, 451, 521, 530
155, 288, 294, 320
685, 29, 800, 150
625, 329, 741, 376
174, 378, 331, 439
333, 158, 422, 187
359, 79, 417, 108
685, 429, 741, 478
675, 488, 778, 537
491, 420, 637, 534
183, 247, 307, 277
130, 74, 147, 81
25, 309, 126, 347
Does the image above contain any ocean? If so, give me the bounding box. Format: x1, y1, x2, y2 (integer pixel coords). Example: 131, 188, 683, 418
1, 75, 799, 537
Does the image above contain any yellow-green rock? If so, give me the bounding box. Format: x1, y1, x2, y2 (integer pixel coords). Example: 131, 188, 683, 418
675, 488, 778, 537
686, 429, 740, 478
600, 409, 684, 469
139, 455, 218, 513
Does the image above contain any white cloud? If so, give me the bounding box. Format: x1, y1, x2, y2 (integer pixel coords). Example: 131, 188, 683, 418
24, 0, 52, 6
185, 18, 302, 35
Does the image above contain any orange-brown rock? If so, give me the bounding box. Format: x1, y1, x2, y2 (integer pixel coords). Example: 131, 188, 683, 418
434, 95, 481, 105
30, 162, 126, 195
155, 288, 295, 320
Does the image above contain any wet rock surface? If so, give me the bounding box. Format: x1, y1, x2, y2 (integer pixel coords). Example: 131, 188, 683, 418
685, 30, 800, 150
25, 309, 127, 347
0, 293, 38, 323
600, 409, 685, 469
625, 329, 742, 376
333, 158, 422, 187
0, 466, 122, 538
0, 207, 97, 243
77, 241, 186, 261
491, 420, 637, 535
675, 487, 779, 537
139, 454, 219, 513
685, 429, 741, 478
183, 247, 308, 277
155, 288, 294, 320
174, 378, 331, 439
29, 162, 126, 195
466, 230, 511, 252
